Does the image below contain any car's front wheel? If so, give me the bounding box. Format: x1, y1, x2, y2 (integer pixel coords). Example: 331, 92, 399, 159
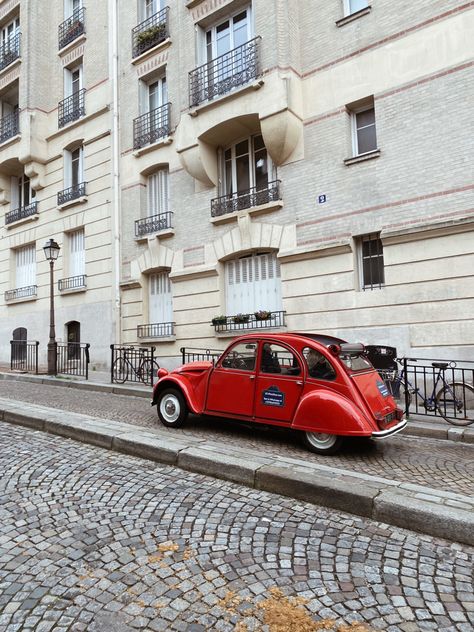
157, 388, 188, 428
303, 431, 343, 455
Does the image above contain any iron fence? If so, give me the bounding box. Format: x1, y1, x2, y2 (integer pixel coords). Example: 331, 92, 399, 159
189, 36, 261, 107
110, 344, 159, 386
137, 322, 174, 339
5, 201, 38, 225
212, 310, 285, 333
4, 285, 37, 301
10, 340, 38, 373
57, 182, 87, 206
58, 88, 86, 128
58, 7, 85, 49
132, 6, 169, 57
180, 347, 222, 365
0, 32, 20, 71
135, 211, 173, 238
0, 109, 20, 144
211, 180, 281, 217
58, 275, 87, 292
57, 342, 90, 379
133, 103, 170, 149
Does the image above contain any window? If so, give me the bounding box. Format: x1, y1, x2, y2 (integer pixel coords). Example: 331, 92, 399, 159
68, 229, 85, 277
65, 146, 84, 189
65, 64, 82, 98
16, 244, 36, 288
303, 348, 336, 381
147, 169, 169, 216
141, 0, 165, 21
261, 343, 301, 376
225, 252, 282, 316
344, 0, 368, 16
359, 233, 385, 290
222, 134, 273, 196
1, 17, 20, 46
350, 100, 377, 156
221, 342, 257, 371
65, 0, 81, 18
205, 9, 251, 65
10, 174, 35, 210
149, 271, 173, 325
147, 76, 167, 113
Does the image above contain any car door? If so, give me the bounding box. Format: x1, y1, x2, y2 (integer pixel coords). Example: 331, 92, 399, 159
205, 341, 257, 417
254, 342, 304, 424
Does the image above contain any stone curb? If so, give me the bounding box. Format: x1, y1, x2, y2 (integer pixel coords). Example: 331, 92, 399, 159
1, 399, 473, 547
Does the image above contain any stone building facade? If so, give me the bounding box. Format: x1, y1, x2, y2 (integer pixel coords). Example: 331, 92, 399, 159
0, 0, 473, 370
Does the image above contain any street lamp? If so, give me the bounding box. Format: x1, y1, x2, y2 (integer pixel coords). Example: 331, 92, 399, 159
43, 239, 60, 375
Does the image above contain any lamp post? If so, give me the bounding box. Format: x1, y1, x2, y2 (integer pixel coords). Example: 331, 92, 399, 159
43, 239, 60, 375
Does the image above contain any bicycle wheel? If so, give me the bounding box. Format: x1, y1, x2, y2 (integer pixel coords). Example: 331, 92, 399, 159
435, 382, 474, 426
112, 357, 128, 384
139, 359, 160, 385
386, 379, 412, 411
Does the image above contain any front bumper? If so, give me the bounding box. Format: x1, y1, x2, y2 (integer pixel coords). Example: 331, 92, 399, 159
371, 418, 407, 439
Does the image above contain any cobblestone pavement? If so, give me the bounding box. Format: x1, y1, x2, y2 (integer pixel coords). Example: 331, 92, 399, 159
0, 425, 473, 632
0, 381, 473, 498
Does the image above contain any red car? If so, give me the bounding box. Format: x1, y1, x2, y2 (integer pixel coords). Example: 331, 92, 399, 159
151, 333, 406, 454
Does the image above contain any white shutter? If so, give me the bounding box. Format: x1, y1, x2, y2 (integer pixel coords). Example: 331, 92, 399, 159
225, 253, 282, 315
149, 272, 173, 323
69, 229, 85, 276
147, 170, 169, 216
64, 150, 72, 188
16, 245, 36, 288
10, 176, 19, 210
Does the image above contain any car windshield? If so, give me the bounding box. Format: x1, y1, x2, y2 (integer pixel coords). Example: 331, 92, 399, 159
339, 352, 373, 372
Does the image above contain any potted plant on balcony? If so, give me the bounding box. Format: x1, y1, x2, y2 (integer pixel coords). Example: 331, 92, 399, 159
136, 23, 167, 50
232, 313, 250, 324
254, 309, 273, 321
212, 315, 227, 326
63, 19, 83, 44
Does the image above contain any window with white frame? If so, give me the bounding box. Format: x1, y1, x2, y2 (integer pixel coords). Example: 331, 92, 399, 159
225, 252, 282, 316
65, 63, 82, 98
68, 229, 85, 278
64, 146, 84, 189
64, 0, 81, 18
149, 271, 173, 325
15, 244, 36, 289
140, 75, 167, 115
147, 169, 169, 217
141, 0, 165, 21
344, 0, 369, 16
204, 8, 252, 65
1, 16, 20, 46
350, 99, 377, 156
358, 233, 385, 290
222, 134, 273, 196
10, 174, 35, 210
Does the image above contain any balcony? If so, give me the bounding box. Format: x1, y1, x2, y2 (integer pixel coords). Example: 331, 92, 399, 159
189, 36, 261, 108
135, 211, 173, 238
58, 8, 85, 50
212, 310, 285, 333
0, 33, 20, 72
132, 7, 169, 58
211, 180, 281, 218
58, 89, 86, 128
0, 109, 19, 144
137, 322, 174, 339
5, 201, 38, 226
58, 275, 87, 292
133, 103, 170, 150
5, 285, 37, 302
57, 182, 87, 206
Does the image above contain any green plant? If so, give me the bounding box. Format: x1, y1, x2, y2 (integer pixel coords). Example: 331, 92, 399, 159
212, 315, 227, 326
254, 310, 272, 321
136, 23, 167, 48
232, 313, 250, 324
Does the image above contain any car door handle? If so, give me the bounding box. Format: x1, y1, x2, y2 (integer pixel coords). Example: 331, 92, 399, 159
249, 375, 255, 380
296, 381, 303, 385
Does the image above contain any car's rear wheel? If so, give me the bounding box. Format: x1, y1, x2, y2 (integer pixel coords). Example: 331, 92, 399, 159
157, 388, 188, 428
303, 431, 343, 455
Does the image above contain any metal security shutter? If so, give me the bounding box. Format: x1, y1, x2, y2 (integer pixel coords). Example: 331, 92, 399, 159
69, 229, 85, 276
16, 244, 36, 288
149, 272, 173, 323
147, 170, 169, 216
225, 252, 282, 315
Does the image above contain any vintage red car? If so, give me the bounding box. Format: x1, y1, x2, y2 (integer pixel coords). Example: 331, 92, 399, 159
151, 332, 406, 454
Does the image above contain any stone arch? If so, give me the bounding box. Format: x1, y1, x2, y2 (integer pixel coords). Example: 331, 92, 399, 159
130, 239, 174, 279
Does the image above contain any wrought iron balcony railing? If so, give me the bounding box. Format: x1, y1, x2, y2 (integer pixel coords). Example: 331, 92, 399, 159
0, 109, 20, 144
133, 102, 170, 150
0, 33, 20, 72
135, 211, 173, 238
57, 182, 87, 206
58, 7, 85, 50
189, 36, 261, 107
132, 6, 169, 58
5, 285, 37, 301
58, 88, 85, 128
212, 310, 285, 332
58, 275, 87, 292
137, 322, 174, 338
211, 180, 281, 218
5, 201, 38, 225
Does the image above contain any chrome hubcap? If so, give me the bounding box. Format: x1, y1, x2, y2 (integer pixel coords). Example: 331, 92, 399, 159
306, 432, 337, 450
160, 394, 180, 423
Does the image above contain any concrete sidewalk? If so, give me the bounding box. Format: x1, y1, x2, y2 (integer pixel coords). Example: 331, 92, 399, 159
0, 393, 473, 547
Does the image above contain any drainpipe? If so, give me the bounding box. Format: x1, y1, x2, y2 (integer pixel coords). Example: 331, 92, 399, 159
109, 0, 121, 345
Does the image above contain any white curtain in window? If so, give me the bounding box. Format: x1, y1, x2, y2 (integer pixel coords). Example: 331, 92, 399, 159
149, 272, 173, 323
16, 245, 36, 288
69, 229, 85, 276
147, 170, 169, 216
225, 253, 282, 315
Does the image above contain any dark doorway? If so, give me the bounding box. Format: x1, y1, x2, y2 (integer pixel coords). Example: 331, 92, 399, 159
66, 321, 80, 360
12, 327, 27, 365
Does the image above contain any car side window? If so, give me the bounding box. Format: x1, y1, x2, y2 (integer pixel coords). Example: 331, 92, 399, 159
221, 342, 257, 371
260, 343, 301, 376
303, 347, 336, 381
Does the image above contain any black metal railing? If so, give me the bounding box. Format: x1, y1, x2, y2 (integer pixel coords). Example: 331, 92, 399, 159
132, 6, 169, 58
212, 310, 285, 333
135, 211, 173, 238
57, 342, 90, 379
133, 103, 171, 150
5, 201, 38, 225
110, 344, 159, 386
137, 322, 174, 338
5, 285, 37, 301
58, 275, 87, 292
0, 109, 20, 144
10, 340, 39, 373
58, 88, 86, 128
0, 32, 21, 72
58, 7, 85, 49
57, 182, 87, 206
189, 36, 261, 107
211, 180, 281, 217
180, 347, 222, 365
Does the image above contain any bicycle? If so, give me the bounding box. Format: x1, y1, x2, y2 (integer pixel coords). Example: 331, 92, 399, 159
383, 359, 474, 426
112, 347, 160, 385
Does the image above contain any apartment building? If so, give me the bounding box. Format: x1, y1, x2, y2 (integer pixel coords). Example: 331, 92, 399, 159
0, 0, 473, 370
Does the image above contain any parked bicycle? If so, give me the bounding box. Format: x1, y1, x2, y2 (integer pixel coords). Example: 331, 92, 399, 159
384, 359, 474, 426
112, 347, 160, 385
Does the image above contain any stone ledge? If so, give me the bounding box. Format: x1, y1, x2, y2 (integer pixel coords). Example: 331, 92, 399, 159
57, 196, 88, 211
336, 5, 372, 27
131, 37, 171, 66
344, 149, 381, 166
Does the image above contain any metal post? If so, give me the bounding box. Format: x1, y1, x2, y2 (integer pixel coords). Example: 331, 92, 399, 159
403, 357, 409, 418
110, 344, 114, 383
47, 260, 57, 375
35, 341, 39, 375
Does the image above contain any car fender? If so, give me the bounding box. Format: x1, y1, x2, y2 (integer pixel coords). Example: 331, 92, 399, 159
291, 389, 377, 436
152, 375, 204, 414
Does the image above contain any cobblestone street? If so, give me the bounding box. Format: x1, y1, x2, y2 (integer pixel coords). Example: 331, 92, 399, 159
0, 424, 473, 632
0, 381, 472, 497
